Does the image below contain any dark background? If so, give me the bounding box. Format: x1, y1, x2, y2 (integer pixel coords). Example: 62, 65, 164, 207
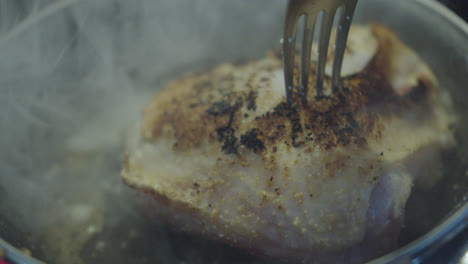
440, 0, 468, 20
427, 1, 468, 264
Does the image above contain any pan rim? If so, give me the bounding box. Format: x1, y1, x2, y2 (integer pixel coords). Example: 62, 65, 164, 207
0, 238, 45, 264
367, 0, 468, 263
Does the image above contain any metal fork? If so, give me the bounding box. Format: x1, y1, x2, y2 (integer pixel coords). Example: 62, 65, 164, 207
283, 0, 358, 105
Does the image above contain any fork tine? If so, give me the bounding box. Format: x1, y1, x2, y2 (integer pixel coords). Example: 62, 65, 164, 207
331, 0, 358, 91
300, 14, 317, 102
283, 10, 300, 106
316, 9, 336, 98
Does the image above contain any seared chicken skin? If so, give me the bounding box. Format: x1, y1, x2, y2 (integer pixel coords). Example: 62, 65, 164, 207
122, 24, 455, 263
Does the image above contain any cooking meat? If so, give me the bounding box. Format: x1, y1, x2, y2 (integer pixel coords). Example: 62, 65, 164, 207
122, 23, 455, 263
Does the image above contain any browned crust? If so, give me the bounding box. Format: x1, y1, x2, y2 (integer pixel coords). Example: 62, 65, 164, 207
141, 24, 433, 157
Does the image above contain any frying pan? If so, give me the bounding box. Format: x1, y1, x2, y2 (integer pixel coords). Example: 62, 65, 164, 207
0, 0, 467, 263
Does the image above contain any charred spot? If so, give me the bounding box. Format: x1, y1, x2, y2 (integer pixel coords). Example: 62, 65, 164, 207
216, 126, 238, 154
246, 91, 258, 111
336, 137, 351, 146
315, 132, 326, 142
221, 135, 238, 154
207, 95, 243, 153
244, 113, 249, 118
216, 126, 234, 142
341, 85, 351, 93
291, 118, 302, 134
273, 102, 305, 148
240, 128, 265, 153
273, 102, 292, 117
291, 134, 304, 148
323, 113, 336, 128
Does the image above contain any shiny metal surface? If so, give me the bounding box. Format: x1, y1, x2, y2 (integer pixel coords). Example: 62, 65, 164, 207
369, 203, 468, 264
282, 0, 357, 104
0, 238, 43, 264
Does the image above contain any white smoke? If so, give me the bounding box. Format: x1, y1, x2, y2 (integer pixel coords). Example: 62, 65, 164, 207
0, 0, 284, 263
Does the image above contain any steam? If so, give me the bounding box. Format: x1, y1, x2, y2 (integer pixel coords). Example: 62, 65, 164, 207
0, 0, 284, 263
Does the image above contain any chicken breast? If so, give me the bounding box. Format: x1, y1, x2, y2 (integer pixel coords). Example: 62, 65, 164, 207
122, 23, 455, 263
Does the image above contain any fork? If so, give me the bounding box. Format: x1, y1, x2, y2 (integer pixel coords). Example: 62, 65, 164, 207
283, 0, 358, 105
